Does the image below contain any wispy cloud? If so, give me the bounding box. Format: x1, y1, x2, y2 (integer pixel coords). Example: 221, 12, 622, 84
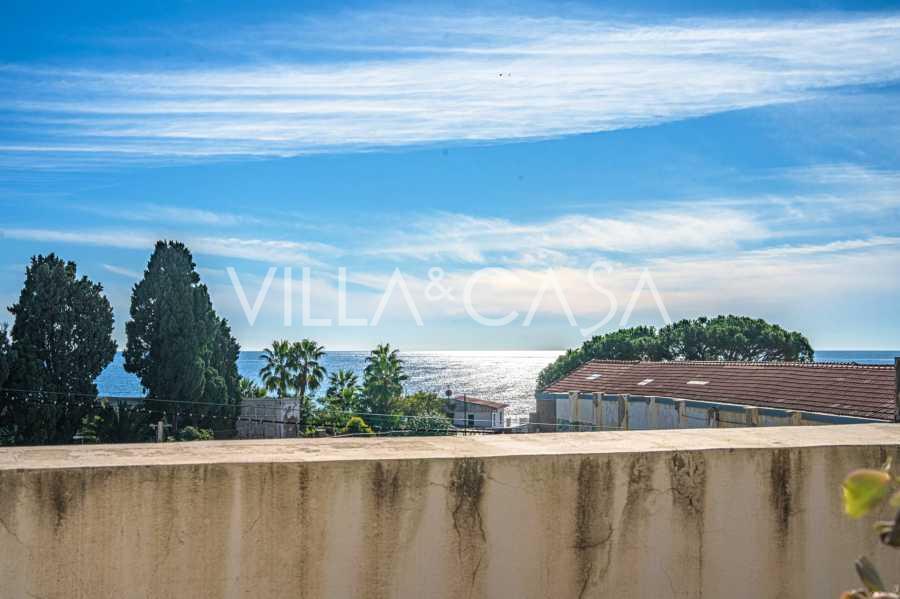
102, 263, 141, 278
0, 227, 335, 265
81, 203, 263, 227
3, 12, 900, 164
368, 209, 768, 263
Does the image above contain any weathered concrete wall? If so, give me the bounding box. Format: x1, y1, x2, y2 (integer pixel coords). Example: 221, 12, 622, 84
1, 425, 899, 599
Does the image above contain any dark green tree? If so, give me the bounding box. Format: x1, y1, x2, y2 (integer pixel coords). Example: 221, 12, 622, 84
324, 369, 360, 412
2, 254, 116, 444
398, 390, 447, 417
260, 339, 294, 398
0, 324, 11, 389
197, 317, 242, 431
291, 339, 326, 405
94, 401, 154, 443
658, 315, 814, 362
536, 326, 663, 389
537, 316, 813, 389
361, 344, 407, 415
124, 241, 241, 429
239, 376, 268, 398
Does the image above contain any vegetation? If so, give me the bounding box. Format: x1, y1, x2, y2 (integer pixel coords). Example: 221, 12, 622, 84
239, 377, 268, 398
260, 339, 294, 397
291, 339, 326, 418
339, 415, 374, 436
124, 241, 241, 429
1, 254, 117, 444
537, 315, 814, 389
0, 242, 499, 445
397, 390, 448, 418
324, 369, 361, 413
361, 343, 407, 415
0, 324, 11, 389
177, 425, 214, 441
840, 459, 900, 597
91, 401, 153, 443
254, 340, 453, 436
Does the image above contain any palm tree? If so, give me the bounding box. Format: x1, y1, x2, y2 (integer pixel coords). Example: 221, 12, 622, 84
239, 376, 268, 398
259, 340, 294, 398
325, 369, 360, 412
361, 343, 407, 415
291, 339, 327, 405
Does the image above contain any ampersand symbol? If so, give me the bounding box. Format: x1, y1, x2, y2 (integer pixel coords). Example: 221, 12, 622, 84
424, 267, 455, 301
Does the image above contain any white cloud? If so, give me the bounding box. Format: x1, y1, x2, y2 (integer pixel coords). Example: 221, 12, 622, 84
369, 209, 767, 263
0, 227, 334, 266
102, 263, 141, 278
3, 13, 900, 163
83, 203, 262, 227
205, 235, 900, 342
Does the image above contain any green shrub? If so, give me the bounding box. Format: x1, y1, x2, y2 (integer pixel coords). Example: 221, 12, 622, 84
177, 426, 214, 441
340, 416, 374, 436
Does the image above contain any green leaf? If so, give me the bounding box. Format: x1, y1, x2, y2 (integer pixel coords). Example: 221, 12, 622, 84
843, 469, 892, 518
855, 556, 885, 593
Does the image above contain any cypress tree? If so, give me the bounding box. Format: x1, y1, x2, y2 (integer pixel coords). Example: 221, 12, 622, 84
2, 254, 116, 444
124, 241, 241, 431
0, 324, 10, 389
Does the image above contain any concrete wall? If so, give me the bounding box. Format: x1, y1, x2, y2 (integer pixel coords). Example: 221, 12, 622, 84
1, 425, 899, 598
539, 391, 880, 431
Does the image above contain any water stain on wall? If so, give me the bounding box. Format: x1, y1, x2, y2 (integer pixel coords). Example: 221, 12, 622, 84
573, 456, 615, 599
362, 459, 432, 599
448, 457, 487, 599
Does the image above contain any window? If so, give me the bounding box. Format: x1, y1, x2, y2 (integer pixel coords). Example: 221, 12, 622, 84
585, 373, 601, 380
637, 378, 654, 386
687, 380, 709, 386
468, 414, 475, 427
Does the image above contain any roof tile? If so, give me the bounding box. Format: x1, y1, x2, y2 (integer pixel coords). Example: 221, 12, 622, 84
543, 360, 898, 420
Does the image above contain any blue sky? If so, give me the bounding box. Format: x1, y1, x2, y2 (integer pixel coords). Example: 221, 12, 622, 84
2, 0, 900, 350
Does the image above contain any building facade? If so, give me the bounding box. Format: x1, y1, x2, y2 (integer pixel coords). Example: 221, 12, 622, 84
534, 359, 900, 431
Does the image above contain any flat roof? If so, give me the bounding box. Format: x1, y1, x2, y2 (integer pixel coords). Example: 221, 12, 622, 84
1, 423, 898, 471
542, 360, 898, 420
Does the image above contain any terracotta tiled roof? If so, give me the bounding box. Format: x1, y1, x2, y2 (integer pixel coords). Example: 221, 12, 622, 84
542, 360, 898, 421
452, 395, 508, 410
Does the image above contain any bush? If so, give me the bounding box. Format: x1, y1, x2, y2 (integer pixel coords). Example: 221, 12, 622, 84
340, 416, 374, 436
177, 426, 214, 441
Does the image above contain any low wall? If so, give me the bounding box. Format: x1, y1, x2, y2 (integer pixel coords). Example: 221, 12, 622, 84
1, 425, 899, 598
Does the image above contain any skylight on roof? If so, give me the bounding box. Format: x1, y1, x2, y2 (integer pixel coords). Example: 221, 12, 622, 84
585, 374, 601, 380
637, 378, 654, 386
687, 380, 709, 385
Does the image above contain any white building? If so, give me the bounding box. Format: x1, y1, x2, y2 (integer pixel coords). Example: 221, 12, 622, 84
449, 395, 508, 430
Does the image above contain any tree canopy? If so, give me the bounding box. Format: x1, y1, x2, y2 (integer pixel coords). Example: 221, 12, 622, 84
2, 254, 117, 444
0, 324, 11, 389
260, 340, 294, 397
324, 369, 361, 413
361, 343, 407, 415
291, 339, 326, 404
124, 241, 241, 425
7, 254, 117, 396
536, 315, 814, 389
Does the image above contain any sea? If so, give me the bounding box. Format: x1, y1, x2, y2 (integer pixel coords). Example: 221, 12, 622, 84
95, 350, 899, 418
